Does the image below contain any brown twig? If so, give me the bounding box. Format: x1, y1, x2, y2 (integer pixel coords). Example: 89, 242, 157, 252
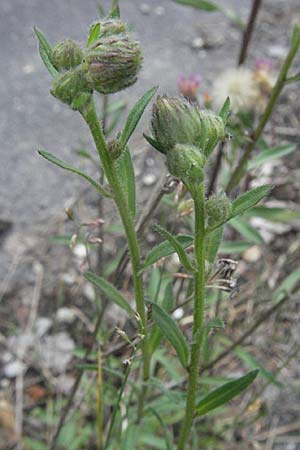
238, 0, 263, 66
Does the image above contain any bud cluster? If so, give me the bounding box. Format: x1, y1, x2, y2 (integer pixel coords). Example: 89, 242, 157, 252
145, 95, 225, 184
49, 17, 142, 108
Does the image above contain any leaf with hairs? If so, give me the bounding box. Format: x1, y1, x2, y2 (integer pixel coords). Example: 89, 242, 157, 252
120, 86, 158, 149
154, 225, 194, 272
195, 370, 259, 416
38, 150, 112, 198
115, 147, 136, 217
231, 185, 272, 218
33, 27, 57, 77
86, 23, 100, 47
152, 303, 189, 369
84, 271, 134, 315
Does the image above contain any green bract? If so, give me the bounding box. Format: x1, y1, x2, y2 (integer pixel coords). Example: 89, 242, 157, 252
50, 68, 93, 109
52, 39, 83, 71
166, 144, 205, 182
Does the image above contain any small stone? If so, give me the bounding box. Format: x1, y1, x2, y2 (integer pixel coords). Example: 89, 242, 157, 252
39, 332, 75, 373
22, 63, 35, 74
268, 45, 288, 58
56, 307, 76, 324
154, 6, 165, 16
34, 317, 52, 337
139, 3, 151, 14
4, 360, 25, 378
61, 272, 77, 285
173, 308, 184, 320
242, 245, 262, 263
82, 283, 95, 301
73, 243, 87, 259
191, 37, 204, 50
143, 173, 157, 186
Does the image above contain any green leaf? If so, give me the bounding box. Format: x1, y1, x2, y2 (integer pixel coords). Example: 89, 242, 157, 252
233, 347, 283, 388
195, 369, 259, 416
291, 23, 300, 51
143, 133, 165, 154
174, 0, 220, 12
219, 241, 253, 254
84, 271, 134, 315
229, 217, 264, 244
149, 283, 175, 354
115, 147, 136, 217
154, 225, 194, 272
108, 2, 120, 18
246, 206, 300, 223
120, 86, 158, 149
205, 226, 224, 263
248, 144, 296, 169
33, 27, 58, 77
152, 303, 189, 369
142, 235, 193, 272
147, 408, 174, 450
86, 23, 100, 47
38, 150, 112, 198
272, 267, 300, 302
231, 185, 272, 218
219, 97, 230, 124
121, 425, 139, 450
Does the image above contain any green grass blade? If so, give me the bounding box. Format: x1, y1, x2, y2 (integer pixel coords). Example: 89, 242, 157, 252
33, 27, 58, 77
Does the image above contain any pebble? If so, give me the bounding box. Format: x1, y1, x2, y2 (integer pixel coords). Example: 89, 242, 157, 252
56, 307, 76, 324
39, 332, 75, 373
191, 37, 204, 50
34, 317, 52, 337
139, 3, 151, 15
143, 173, 157, 186
242, 245, 262, 263
4, 360, 25, 378
154, 6, 165, 16
268, 45, 288, 58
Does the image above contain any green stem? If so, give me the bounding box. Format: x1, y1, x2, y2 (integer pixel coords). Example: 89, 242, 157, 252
178, 183, 206, 450
81, 99, 150, 415
225, 31, 300, 194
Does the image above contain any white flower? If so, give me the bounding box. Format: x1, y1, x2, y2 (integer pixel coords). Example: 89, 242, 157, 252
212, 67, 260, 114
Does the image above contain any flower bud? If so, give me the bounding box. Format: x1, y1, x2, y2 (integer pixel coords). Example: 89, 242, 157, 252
84, 33, 142, 94
97, 19, 127, 38
150, 96, 202, 154
51, 68, 93, 110
52, 40, 83, 71
149, 96, 225, 157
206, 192, 232, 228
166, 144, 205, 183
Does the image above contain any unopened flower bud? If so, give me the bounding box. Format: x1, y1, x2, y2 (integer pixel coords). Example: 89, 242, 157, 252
107, 138, 123, 160
84, 31, 142, 94
148, 96, 225, 158
206, 192, 232, 228
166, 144, 205, 183
51, 68, 93, 110
95, 18, 127, 38
149, 96, 202, 154
52, 40, 83, 71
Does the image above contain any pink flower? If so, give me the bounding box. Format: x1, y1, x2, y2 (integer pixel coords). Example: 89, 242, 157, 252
255, 58, 274, 72
177, 74, 201, 101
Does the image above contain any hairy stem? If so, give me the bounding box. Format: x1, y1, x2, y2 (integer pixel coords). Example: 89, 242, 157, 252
178, 183, 206, 450
81, 100, 150, 417
226, 32, 300, 193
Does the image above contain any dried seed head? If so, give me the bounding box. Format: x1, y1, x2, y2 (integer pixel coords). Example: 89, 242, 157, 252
52, 39, 83, 71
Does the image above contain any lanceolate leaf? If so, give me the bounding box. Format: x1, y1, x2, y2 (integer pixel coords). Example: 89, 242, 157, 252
152, 303, 189, 369
33, 27, 58, 77
84, 271, 134, 315
248, 144, 296, 169
195, 370, 259, 416
245, 206, 300, 223
38, 150, 112, 198
141, 235, 193, 272
205, 226, 224, 263
219, 241, 253, 254
231, 185, 272, 218
149, 283, 175, 354
229, 217, 264, 244
120, 86, 158, 149
115, 147, 136, 217
173, 0, 219, 12
272, 267, 300, 302
219, 97, 230, 125
154, 225, 194, 272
